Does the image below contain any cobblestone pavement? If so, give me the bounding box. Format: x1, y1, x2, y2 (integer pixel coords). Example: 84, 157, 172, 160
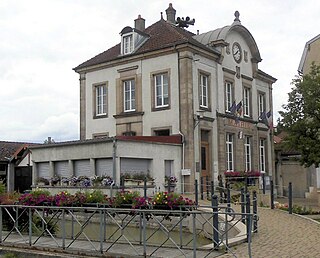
220, 207, 320, 258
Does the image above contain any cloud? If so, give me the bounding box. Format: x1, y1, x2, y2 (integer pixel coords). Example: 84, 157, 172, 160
1, 0, 320, 143
30, 112, 79, 143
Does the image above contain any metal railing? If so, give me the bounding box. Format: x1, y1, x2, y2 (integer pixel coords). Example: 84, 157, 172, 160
0, 202, 254, 257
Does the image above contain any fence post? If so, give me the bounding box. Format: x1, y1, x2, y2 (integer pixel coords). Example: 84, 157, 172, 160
121, 176, 125, 192
270, 180, 274, 209
206, 176, 210, 200
212, 195, 219, 249
241, 188, 245, 224
245, 192, 250, 241
144, 177, 147, 199
195, 179, 198, 206
200, 177, 204, 200
62, 209, 66, 250
253, 190, 258, 233
288, 182, 293, 214
211, 180, 214, 199
226, 183, 231, 208
262, 174, 266, 194
29, 207, 32, 246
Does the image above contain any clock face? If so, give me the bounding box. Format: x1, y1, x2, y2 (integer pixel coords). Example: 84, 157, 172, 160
232, 42, 242, 63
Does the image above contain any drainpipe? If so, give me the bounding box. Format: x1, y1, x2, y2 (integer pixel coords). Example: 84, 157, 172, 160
179, 131, 186, 193
112, 137, 117, 184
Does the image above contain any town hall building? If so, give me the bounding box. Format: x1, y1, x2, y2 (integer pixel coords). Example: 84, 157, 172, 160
30, 4, 276, 193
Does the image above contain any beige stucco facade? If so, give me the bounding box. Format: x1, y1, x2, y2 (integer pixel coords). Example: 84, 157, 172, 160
74, 9, 276, 193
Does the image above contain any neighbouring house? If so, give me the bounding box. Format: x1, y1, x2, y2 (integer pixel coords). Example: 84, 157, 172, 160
30, 4, 276, 193
274, 34, 320, 199
298, 34, 320, 75
274, 132, 320, 199
0, 141, 33, 193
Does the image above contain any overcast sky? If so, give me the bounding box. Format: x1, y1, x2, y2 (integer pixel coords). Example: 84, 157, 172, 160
1, 0, 319, 143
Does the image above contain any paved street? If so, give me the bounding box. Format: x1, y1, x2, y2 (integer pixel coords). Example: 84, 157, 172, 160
221, 207, 320, 258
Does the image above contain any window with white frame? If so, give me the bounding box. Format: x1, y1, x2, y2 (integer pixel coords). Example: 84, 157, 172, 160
95, 84, 107, 116
226, 133, 234, 171
259, 139, 266, 172
225, 82, 233, 112
258, 93, 266, 117
123, 34, 133, 54
243, 87, 251, 117
154, 73, 169, 108
200, 74, 208, 108
244, 136, 252, 171
123, 80, 135, 112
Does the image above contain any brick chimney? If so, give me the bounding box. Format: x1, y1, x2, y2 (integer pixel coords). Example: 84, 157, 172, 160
134, 15, 145, 31
165, 3, 176, 24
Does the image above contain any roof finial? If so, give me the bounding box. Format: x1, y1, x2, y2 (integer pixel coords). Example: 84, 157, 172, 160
234, 11, 240, 22
161, 12, 163, 20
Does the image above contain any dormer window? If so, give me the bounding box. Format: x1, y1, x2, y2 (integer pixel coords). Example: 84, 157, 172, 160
123, 34, 133, 54
120, 21, 149, 56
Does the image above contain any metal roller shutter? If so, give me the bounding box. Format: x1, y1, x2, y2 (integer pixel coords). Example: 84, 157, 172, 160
55, 161, 69, 178
96, 158, 113, 177
38, 162, 50, 179
120, 158, 150, 173
74, 160, 91, 177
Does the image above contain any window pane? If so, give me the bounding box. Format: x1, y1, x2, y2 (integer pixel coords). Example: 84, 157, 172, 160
96, 85, 107, 115
123, 80, 135, 111
154, 73, 169, 107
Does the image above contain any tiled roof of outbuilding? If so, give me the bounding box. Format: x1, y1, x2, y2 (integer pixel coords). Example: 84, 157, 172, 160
0, 141, 31, 162
74, 19, 218, 71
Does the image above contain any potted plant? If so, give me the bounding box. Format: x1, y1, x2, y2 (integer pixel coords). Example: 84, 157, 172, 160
90, 175, 103, 187
50, 175, 60, 186
36, 177, 49, 186
61, 177, 70, 186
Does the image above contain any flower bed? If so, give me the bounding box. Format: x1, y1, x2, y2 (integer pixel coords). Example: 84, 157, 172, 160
36, 175, 115, 187
224, 171, 261, 177
1, 190, 196, 212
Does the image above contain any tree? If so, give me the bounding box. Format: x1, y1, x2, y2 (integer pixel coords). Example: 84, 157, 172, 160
279, 63, 320, 167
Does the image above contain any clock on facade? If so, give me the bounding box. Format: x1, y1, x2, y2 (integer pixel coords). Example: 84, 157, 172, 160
232, 42, 242, 63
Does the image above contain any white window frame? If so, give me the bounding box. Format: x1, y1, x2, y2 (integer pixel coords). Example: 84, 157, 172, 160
225, 82, 233, 112
155, 73, 169, 108
244, 136, 252, 171
200, 74, 208, 108
123, 34, 133, 54
259, 139, 266, 173
258, 93, 266, 117
243, 87, 251, 117
123, 80, 135, 112
96, 84, 107, 116
226, 133, 234, 171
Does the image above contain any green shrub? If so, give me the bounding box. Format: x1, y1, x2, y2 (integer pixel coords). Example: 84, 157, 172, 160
0, 180, 6, 194
84, 190, 106, 203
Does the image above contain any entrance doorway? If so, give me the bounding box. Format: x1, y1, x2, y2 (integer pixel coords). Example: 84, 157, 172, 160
15, 166, 32, 193
201, 129, 211, 192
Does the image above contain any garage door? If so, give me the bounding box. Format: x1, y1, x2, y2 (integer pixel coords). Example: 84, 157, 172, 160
38, 162, 50, 179
96, 158, 113, 177
55, 161, 69, 178
120, 158, 150, 173
74, 160, 91, 177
